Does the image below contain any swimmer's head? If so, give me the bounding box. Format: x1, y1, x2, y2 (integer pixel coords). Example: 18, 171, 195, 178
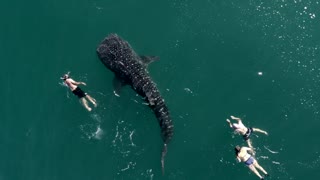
61, 74, 69, 80
235, 145, 241, 155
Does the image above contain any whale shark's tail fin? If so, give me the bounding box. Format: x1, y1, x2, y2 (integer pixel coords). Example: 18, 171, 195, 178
161, 143, 168, 175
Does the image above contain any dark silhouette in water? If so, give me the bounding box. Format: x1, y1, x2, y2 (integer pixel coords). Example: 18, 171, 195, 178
96, 33, 174, 174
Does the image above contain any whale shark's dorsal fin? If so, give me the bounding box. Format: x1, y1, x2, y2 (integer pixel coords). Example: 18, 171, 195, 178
139, 55, 159, 66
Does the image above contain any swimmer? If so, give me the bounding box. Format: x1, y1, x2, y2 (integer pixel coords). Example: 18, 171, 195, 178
61, 73, 97, 111
235, 145, 268, 179
227, 115, 268, 150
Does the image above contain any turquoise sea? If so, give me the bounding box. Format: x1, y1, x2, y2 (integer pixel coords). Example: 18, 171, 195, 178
1, 0, 320, 179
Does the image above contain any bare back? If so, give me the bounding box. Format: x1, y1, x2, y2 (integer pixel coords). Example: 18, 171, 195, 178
64, 78, 77, 91
237, 147, 252, 162
233, 121, 248, 135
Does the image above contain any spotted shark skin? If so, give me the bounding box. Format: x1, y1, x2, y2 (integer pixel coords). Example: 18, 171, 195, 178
96, 34, 173, 174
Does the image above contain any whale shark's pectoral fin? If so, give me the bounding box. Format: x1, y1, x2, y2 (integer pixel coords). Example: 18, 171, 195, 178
112, 76, 126, 97
140, 56, 159, 66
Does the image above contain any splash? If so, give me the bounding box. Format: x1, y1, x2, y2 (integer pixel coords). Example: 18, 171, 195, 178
80, 124, 104, 140
93, 126, 104, 140
140, 169, 154, 180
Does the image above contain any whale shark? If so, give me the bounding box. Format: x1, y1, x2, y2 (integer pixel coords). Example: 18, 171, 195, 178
96, 34, 174, 173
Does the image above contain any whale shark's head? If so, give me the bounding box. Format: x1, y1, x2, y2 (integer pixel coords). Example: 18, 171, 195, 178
96, 34, 119, 63
97, 34, 137, 69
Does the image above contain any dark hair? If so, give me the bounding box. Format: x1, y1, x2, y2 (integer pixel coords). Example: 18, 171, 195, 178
234, 145, 241, 156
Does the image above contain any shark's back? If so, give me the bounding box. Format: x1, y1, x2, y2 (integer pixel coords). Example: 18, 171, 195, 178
97, 34, 137, 63
97, 34, 147, 83
97, 34, 173, 173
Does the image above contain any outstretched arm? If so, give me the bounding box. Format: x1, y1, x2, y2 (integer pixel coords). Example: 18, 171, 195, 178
242, 146, 255, 155
245, 141, 256, 155
252, 128, 268, 135
70, 79, 86, 86
231, 115, 242, 122
246, 139, 253, 149
226, 119, 233, 128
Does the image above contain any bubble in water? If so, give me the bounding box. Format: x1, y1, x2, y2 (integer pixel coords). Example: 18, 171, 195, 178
90, 113, 102, 123
80, 124, 103, 140
310, 13, 316, 19
141, 169, 154, 180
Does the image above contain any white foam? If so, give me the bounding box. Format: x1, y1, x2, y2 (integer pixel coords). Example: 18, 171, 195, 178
90, 113, 102, 123
93, 126, 104, 140
272, 161, 281, 165
184, 88, 193, 93
59, 82, 68, 87
129, 130, 135, 146
264, 146, 280, 154
80, 123, 103, 140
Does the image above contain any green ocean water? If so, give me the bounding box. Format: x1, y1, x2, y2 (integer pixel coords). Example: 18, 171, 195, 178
1, 0, 320, 179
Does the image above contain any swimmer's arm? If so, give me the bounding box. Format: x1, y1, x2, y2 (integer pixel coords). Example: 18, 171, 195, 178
70, 79, 86, 86
230, 116, 242, 122
236, 156, 241, 162
243, 147, 254, 154
226, 119, 233, 128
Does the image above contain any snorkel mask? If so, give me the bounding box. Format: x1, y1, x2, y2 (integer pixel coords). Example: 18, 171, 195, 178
60, 74, 69, 80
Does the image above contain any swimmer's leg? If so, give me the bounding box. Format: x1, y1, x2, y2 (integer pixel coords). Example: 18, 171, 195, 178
252, 128, 268, 135
81, 98, 92, 111
248, 164, 263, 179
86, 94, 97, 106
246, 139, 256, 155
253, 161, 268, 175
86, 94, 97, 107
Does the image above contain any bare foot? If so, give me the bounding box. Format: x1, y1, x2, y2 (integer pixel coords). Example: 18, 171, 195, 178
91, 98, 97, 107
87, 107, 92, 111
87, 97, 97, 107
